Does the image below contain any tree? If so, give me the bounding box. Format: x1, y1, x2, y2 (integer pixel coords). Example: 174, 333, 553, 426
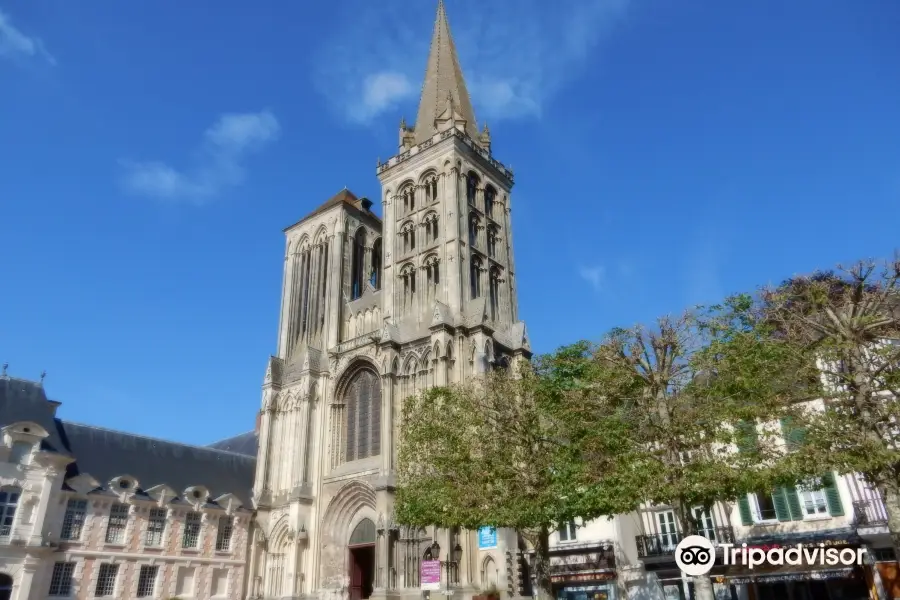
563, 300, 807, 600
394, 354, 639, 600
761, 258, 900, 556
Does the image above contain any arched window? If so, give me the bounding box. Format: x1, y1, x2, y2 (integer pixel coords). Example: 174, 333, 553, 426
424, 176, 438, 204
489, 267, 502, 320
444, 343, 454, 384
350, 518, 377, 546
481, 556, 498, 589
484, 186, 496, 218
344, 368, 382, 461
425, 256, 440, 304
351, 228, 367, 300
468, 214, 480, 248
487, 225, 499, 259
401, 265, 417, 315
400, 222, 416, 255
0, 487, 21, 538
423, 213, 439, 245
371, 238, 383, 290
466, 173, 479, 206
402, 186, 415, 214
470, 256, 483, 299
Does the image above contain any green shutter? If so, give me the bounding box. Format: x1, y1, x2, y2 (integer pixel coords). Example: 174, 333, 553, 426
773, 488, 791, 522
779, 417, 806, 450
736, 420, 759, 453
737, 496, 754, 526
822, 472, 845, 516
785, 486, 804, 521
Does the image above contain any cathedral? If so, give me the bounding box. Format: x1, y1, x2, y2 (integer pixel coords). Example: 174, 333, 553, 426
247, 2, 531, 599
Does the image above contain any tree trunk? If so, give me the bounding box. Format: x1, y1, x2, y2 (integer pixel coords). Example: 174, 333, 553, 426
882, 487, 900, 563
692, 573, 716, 600
526, 525, 554, 600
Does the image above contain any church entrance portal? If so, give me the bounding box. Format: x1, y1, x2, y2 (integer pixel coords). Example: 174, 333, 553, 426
348, 518, 376, 600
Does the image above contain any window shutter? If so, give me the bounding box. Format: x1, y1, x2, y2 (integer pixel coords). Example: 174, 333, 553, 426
735, 420, 758, 454
737, 496, 754, 526
773, 489, 791, 522
822, 472, 845, 516
785, 487, 804, 521
779, 417, 806, 450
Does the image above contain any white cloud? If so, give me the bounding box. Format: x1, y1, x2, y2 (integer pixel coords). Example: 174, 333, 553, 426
121, 110, 280, 204
0, 9, 56, 65
314, 0, 630, 124
579, 265, 606, 292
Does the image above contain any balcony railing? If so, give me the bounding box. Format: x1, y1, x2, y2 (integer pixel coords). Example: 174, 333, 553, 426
853, 500, 889, 528
636, 526, 735, 559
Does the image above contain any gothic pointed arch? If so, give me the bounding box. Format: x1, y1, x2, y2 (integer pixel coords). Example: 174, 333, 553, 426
334, 360, 382, 462
321, 480, 377, 546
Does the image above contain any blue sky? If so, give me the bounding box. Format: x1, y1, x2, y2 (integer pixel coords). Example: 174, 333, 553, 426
1, 0, 898, 446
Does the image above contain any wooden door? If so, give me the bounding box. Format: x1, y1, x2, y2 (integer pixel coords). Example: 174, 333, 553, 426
349, 549, 363, 600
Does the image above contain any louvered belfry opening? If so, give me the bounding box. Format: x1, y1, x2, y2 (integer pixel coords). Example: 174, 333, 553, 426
345, 367, 382, 462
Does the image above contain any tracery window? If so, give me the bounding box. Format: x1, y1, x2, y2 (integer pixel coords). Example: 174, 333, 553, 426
489, 267, 502, 320
466, 173, 479, 206
344, 368, 382, 461
402, 186, 415, 213
400, 222, 416, 254
484, 186, 496, 218
400, 265, 417, 314
423, 213, 440, 245
487, 225, 499, 258
351, 228, 367, 300
425, 257, 440, 305
424, 177, 438, 204
468, 214, 480, 248
371, 238, 383, 290
470, 256, 483, 299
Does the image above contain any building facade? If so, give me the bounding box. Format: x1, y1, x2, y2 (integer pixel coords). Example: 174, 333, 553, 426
247, 2, 530, 600
0, 370, 256, 600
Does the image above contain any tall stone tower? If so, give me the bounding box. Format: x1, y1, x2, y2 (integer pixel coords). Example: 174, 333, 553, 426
248, 2, 530, 599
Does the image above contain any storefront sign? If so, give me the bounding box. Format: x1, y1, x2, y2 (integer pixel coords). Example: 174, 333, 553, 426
551, 571, 616, 584
421, 560, 441, 590
478, 526, 498, 550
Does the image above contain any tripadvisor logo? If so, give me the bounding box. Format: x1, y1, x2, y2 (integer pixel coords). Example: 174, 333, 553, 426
675, 536, 867, 576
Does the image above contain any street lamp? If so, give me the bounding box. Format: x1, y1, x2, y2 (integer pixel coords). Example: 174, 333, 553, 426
430, 541, 463, 596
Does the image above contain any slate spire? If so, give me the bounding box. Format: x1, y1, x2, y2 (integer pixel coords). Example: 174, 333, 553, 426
413, 0, 479, 144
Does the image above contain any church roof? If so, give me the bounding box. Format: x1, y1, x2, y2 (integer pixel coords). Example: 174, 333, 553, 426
207, 430, 258, 457
57, 421, 256, 506
413, 0, 479, 144
283, 188, 379, 232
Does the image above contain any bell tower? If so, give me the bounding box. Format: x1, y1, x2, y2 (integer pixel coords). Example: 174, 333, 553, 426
377, 0, 525, 354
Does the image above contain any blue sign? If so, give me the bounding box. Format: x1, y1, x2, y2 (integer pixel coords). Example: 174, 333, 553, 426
478, 526, 497, 550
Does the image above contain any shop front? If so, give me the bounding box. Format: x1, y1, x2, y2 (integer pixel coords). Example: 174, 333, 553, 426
717, 531, 870, 600
549, 542, 618, 600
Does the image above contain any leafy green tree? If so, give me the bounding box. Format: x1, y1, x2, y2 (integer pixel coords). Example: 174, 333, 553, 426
563, 300, 808, 600
761, 258, 900, 555
395, 355, 638, 600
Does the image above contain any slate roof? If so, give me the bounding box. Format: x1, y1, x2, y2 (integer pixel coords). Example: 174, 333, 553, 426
283, 189, 381, 232
57, 421, 256, 507
0, 376, 71, 455
207, 431, 258, 457
413, 0, 479, 144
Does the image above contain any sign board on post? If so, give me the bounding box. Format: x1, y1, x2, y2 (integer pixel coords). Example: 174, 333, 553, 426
420, 559, 441, 590
478, 526, 498, 550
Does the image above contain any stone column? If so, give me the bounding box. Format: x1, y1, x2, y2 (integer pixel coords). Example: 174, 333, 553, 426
382, 374, 394, 473
254, 402, 275, 494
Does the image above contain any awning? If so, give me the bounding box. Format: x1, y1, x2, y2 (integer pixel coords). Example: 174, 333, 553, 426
717, 562, 860, 585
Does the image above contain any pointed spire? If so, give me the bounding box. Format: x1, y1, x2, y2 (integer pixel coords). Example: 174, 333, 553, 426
413, 0, 479, 144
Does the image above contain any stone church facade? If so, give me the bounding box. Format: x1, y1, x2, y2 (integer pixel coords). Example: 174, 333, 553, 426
247, 2, 531, 599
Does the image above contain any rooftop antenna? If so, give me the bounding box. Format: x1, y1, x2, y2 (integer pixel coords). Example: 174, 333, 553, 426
1, 363, 7, 377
